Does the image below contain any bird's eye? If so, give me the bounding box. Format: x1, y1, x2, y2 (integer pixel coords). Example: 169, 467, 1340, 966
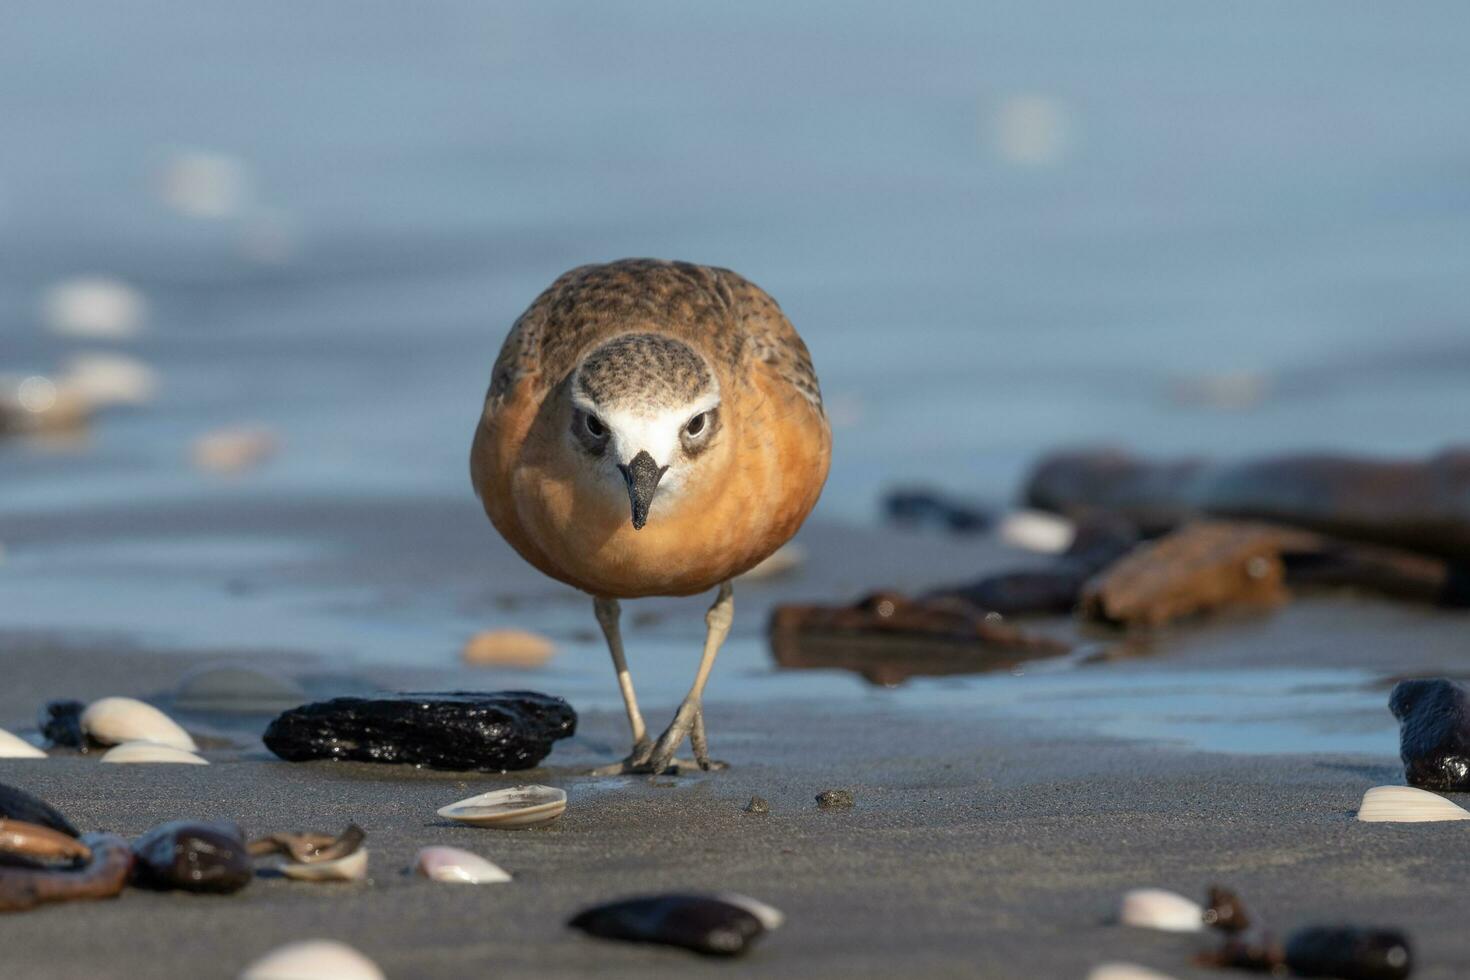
686, 413, 706, 436
584, 413, 606, 438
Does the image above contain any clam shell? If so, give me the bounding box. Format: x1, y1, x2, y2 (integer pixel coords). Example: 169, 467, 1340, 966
100, 741, 208, 765
416, 846, 511, 883
239, 940, 385, 980
81, 697, 197, 751
1118, 888, 1203, 932
1088, 964, 1180, 980
997, 510, 1076, 554
1356, 785, 1470, 823
281, 847, 368, 882
0, 729, 46, 759
437, 785, 566, 828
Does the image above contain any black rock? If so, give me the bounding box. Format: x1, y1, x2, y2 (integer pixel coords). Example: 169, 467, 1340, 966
1285, 926, 1412, 980
1389, 678, 1470, 791
570, 893, 775, 956
0, 781, 80, 837
262, 691, 576, 772
131, 820, 252, 894
882, 487, 993, 535
39, 699, 87, 749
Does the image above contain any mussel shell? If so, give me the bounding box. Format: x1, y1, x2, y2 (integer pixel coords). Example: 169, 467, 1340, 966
131, 820, 252, 893
0, 782, 80, 837
1284, 926, 1412, 980
569, 893, 773, 957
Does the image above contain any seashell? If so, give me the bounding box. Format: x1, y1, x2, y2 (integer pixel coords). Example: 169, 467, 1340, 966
280, 847, 368, 883
461, 629, 555, 669
191, 426, 278, 474
39, 277, 147, 339
1356, 784, 1470, 823
132, 820, 252, 893
997, 509, 1076, 554
59, 352, 158, 409
0, 832, 131, 913
715, 892, 785, 930
416, 846, 511, 884
0, 729, 46, 759
81, 697, 197, 751
1284, 925, 1412, 980
569, 892, 780, 956
100, 741, 208, 765
0, 781, 79, 837
249, 825, 364, 865
1087, 964, 1180, 980
239, 940, 385, 980
437, 785, 567, 828
0, 820, 92, 863
1118, 888, 1203, 932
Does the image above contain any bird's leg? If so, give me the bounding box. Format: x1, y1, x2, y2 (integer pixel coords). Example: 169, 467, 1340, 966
638, 581, 734, 774
591, 597, 651, 766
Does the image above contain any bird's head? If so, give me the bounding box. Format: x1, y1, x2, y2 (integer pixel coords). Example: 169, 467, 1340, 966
566, 332, 723, 530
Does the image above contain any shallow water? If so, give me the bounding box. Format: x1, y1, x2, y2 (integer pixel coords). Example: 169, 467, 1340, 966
2, 3, 1466, 757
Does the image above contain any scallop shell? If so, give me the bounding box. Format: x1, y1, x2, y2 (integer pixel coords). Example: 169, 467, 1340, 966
0, 729, 46, 759
436, 785, 566, 828
997, 510, 1076, 554
280, 847, 368, 882
1118, 888, 1203, 932
100, 741, 208, 765
239, 939, 385, 980
416, 846, 511, 883
81, 697, 197, 751
1088, 964, 1180, 980
1356, 785, 1470, 823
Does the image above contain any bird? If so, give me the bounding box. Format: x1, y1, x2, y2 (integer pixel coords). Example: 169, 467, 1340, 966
471, 259, 831, 774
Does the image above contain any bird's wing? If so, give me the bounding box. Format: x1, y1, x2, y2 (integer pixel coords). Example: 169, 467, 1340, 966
713, 268, 825, 412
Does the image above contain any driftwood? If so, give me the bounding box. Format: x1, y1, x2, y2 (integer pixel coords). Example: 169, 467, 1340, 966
768, 592, 1069, 685
1025, 447, 1470, 560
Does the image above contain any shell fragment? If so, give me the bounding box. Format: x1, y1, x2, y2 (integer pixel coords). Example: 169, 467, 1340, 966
280, 847, 368, 882
81, 697, 197, 751
1356, 785, 1470, 823
436, 785, 567, 828
100, 741, 208, 765
1118, 888, 1203, 932
416, 846, 511, 883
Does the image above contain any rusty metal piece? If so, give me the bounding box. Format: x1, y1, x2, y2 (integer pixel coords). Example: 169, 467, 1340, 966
769, 591, 1069, 685
248, 824, 364, 864
0, 833, 132, 913
0, 820, 91, 864
1082, 521, 1298, 627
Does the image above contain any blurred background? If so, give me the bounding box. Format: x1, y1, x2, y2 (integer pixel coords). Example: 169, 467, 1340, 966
3, 3, 1468, 691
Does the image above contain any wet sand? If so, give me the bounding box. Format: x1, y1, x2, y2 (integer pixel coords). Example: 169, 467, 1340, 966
3, 509, 1470, 978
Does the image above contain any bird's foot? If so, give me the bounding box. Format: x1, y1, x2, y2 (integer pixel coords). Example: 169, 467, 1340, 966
590, 701, 727, 776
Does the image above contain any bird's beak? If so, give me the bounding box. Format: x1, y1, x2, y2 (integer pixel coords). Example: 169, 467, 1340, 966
618, 450, 667, 530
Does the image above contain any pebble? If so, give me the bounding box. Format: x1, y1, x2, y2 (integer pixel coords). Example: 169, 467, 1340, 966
744, 795, 770, 814
461, 629, 555, 669
815, 789, 853, 809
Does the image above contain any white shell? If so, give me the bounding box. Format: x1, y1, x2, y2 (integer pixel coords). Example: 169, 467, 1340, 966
1118, 888, 1202, 932
716, 892, 785, 930
1088, 964, 1180, 980
997, 509, 1076, 554
416, 846, 511, 884
1357, 785, 1470, 823
437, 785, 567, 828
100, 741, 208, 765
239, 939, 385, 980
81, 697, 197, 751
0, 728, 46, 759
281, 847, 368, 882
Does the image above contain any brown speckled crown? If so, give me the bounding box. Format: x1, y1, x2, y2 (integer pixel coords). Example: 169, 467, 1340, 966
573, 333, 714, 411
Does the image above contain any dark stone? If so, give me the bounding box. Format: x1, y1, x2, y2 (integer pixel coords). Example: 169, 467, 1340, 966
1284, 926, 1412, 980
39, 699, 87, 750
1203, 885, 1252, 934
744, 796, 769, 814
262, 691, 576, 772
1389, 678, 1470, 791
0, 781, 80, 837
570, 894, 771, 956
882, 487, 993, 535
131, 821, 252, 894
815, 789, 853, 809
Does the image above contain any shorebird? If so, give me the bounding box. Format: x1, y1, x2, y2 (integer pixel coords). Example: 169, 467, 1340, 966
471, 259, 830, 774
